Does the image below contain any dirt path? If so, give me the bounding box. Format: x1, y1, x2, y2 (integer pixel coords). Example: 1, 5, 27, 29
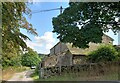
7, 70, 34, 81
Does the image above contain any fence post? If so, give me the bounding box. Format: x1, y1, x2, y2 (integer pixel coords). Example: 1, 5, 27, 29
89, 63, 91, 75
59, 56, 62, 75
118, 61, 120, 80
39, 68, 44, 79
59, 65, 61, 75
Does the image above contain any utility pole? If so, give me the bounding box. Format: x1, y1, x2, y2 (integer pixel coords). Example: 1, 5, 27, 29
60, 6, 63, 14
59, 6, 63, 42
59, 7, 63, 74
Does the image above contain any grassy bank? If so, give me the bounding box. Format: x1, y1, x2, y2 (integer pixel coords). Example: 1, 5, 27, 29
31, 71, 118, 81
2, 66, 30, 80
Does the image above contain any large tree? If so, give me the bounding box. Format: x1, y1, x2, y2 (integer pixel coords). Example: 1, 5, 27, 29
52, 2, 120, 48
2, 2, 37, 67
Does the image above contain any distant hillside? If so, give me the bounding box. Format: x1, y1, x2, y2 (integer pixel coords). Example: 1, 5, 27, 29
38, 53, 47, 57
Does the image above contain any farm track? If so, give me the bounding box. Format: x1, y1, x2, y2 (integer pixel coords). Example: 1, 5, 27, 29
7, 70, 34, 81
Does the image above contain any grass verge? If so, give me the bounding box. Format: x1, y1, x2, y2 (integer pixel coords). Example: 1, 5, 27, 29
31, 71, 118, 81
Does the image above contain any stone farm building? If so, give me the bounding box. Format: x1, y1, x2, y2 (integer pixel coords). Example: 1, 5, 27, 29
40, 34, 113, 68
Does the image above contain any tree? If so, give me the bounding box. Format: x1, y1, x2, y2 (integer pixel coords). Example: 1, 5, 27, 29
2, 2, 38, 67
87, 44, 118, 63
21, 48, 41, 67
52, 2, 120, 48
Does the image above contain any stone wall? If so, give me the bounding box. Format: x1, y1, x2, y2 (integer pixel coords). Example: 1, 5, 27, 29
42, 51, 73, 68
102, 35, 113, 44
73, 55, 86, 64
39, 61, 119, 79
56, 51, 73, 66
50, 42, 68, 56
43, 55, 57, 67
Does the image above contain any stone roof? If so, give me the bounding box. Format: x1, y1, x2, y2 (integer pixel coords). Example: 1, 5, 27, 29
117, 45, 120, 47
65, 34, 113, 55
66, 43, 98, 55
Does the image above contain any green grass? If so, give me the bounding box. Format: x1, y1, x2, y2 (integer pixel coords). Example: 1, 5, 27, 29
98, 72, 118, 80
19, 75, 24, 78
31, 71, 119, 81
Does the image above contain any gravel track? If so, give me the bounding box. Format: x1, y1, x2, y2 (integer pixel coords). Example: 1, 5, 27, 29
7, 70, 34, 81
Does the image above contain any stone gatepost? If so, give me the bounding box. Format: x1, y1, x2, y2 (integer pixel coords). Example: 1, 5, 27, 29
39, 68, 44, 79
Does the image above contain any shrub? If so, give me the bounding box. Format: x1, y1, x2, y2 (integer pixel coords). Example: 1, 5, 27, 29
34, 64, 40, 74
114, 45, 120, 60
87, 44, 118, 63
21, 48, 41, 67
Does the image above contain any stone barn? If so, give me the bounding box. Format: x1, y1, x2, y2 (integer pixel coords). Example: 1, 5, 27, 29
40, 34, 113, 68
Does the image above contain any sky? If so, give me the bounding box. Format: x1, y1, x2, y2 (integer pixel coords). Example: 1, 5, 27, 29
21, 2, 118, 54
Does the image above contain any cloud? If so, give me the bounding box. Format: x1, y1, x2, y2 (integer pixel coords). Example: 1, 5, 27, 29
35, 32, 55, 47
26, 40, 42, 50
26, 32, 58, 54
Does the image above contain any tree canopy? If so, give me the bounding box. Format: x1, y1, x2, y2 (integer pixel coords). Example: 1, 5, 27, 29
2, 2, 38, 67
2, 2, 37, 51
21, 48, 41, 67
52, 2, 120, 48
